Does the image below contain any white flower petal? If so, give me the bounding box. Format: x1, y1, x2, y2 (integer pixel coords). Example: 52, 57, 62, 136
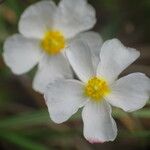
97, 39, 140, 83
106, 73, 150, 112
66, 40, 95, 83
33, 53, 73, 93
82, 101, 117, 143
44, 79, 86, 123
19, 0, 56, 39
74, 31, 103, 69
54, 0, 96, 38
3, 34, 41, 75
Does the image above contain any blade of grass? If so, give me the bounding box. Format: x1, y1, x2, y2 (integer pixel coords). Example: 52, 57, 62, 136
0, 108, 149, 129
0, 131, 49, 150
0, 110, 50, 129
120, 130, 150, 138
132, 109, 150, 118
113, 108, 150, 118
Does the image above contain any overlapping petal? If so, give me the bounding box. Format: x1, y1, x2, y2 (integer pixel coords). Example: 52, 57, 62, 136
33, 54, 73, 93
73, 31, 103, 69
66, 40, 95, 82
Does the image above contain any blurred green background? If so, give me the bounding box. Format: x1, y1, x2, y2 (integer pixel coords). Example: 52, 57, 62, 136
0, 0, 150, 149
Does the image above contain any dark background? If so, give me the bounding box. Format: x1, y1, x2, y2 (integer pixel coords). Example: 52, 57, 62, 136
0, 0, 150, 149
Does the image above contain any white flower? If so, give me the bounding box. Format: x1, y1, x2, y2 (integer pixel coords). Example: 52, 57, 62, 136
44, 38, 150, 143
3, 0, 96, 93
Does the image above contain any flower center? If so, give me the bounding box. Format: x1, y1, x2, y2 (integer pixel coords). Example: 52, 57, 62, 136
84, 77, 111, 101
41, 30, 65, 55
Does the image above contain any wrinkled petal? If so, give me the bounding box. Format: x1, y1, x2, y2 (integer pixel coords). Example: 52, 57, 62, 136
97, 39, 140, 83
66, 40, 95, 83
3, 34, 41, 75
73, 31, 103, 69
106, 73, 150, 112
33, 53, 73, 93
44, 79, 87, 123
54, 0, 96, 38
82, 101, 117, 143
19, 0, 56, 39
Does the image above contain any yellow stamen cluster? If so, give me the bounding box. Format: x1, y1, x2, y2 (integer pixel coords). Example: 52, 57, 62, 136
84, 77, 110, 101
41, 30, 65, 55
